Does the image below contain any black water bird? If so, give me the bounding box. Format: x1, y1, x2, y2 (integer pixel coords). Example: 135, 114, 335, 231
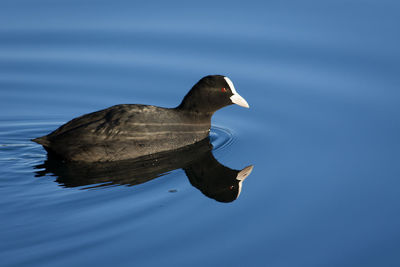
32, 75, 249, 162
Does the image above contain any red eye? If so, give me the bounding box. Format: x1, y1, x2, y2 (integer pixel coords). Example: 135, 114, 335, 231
221, 88, 227, 92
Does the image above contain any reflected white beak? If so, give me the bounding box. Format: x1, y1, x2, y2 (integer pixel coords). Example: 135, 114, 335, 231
224, 76, 250, 108
237, 165, 254, 181
236, 165, 254, 198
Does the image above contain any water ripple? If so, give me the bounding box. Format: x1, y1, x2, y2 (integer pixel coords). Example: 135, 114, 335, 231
210, 125, 236, 151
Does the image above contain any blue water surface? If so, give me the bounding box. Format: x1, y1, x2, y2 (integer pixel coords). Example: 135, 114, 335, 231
1, 0, 400, 266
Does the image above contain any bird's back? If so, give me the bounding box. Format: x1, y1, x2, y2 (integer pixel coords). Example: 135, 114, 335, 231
33, 104, 211, 162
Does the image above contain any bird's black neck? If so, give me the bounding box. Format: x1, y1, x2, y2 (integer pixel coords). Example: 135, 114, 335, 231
176, 86, 226, 114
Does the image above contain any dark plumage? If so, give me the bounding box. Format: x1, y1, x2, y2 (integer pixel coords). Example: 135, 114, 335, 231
32, 75, 249, 162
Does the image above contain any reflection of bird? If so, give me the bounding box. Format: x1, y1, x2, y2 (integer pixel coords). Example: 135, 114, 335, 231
185, 156, 253, 203
34, 138, 253, 202
32, 75, 249, 162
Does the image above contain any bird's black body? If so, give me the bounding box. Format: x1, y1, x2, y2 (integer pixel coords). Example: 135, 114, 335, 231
34, 104, 211, 162
33, 75, 249, 162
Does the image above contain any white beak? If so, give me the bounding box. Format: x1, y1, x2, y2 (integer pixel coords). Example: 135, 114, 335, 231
230, 93, 250, 108
224, 77, 250, 108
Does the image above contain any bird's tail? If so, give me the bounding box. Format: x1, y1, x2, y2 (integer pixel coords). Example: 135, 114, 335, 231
32, 136, 50, 146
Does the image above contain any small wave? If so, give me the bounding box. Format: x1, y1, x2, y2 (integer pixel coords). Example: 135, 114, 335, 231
210, 125, 236, 151
0, 120, 56, 168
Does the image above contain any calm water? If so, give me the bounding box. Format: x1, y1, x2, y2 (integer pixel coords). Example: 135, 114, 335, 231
1, 0, 400, 266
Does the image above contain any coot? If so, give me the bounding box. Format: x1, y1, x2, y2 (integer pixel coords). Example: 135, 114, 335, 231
33, 75, 249, 162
